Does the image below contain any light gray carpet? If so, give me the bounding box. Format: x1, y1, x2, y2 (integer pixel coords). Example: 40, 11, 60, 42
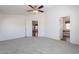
0, 37, 79, 54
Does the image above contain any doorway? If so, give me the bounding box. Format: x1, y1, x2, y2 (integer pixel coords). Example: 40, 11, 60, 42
32, 21, 38, 37
60, 16, 70, 42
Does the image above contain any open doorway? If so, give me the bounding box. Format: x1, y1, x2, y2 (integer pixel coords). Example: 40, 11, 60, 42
32, 21, 38, 37
60, 16, 70, 42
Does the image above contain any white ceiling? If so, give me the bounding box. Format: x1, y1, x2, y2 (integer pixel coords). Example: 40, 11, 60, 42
0, 5, 79, 15
0, 5, 30, 15
0, 5, 50, 15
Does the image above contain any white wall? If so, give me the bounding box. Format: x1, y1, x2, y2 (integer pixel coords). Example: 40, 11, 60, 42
0, 15, 3, 40
0, 15, 26, 41
45, 5, 79, 44
0, 13, 45, 41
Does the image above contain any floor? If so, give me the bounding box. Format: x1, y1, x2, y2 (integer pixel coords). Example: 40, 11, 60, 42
0, 37, 79, 54
62, 37, 70, 42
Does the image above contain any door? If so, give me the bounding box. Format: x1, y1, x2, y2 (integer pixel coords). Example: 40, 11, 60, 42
60, 16, 70, 42
32, 21, 38, 37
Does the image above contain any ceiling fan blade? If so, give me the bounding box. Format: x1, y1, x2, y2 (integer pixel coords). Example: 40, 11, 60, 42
38, 5, 44, 9
38, 10, 44, 13
28, 5, 34, 9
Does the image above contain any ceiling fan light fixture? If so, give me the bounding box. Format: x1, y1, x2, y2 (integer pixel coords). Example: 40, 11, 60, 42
33, 10, 38, 13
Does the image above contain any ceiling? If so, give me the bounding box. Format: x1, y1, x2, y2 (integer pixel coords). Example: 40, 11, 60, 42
0, 5, 50, 15
0, 5, 79, 15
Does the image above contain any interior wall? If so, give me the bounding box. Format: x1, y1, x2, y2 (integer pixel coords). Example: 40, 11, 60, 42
0, 13, 45, 41
45, 5, 79, 45
0, 14, 26, 41
0, 14, 3, 40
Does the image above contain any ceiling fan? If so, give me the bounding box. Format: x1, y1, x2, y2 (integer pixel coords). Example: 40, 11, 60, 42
27, 5, 44, 13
